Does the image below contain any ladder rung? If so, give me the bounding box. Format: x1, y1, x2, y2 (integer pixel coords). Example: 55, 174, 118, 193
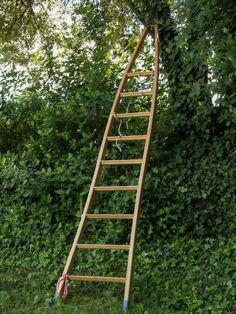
94, 186, 138, 191
126, 71, 154, 77
101, 159, 142, 165
107, 135, 147, 141
86, 214, 134, 219
120, 91, 153, 97
114, 112, 151, 119
77, 244, 129, 250
68, 275, 126, 283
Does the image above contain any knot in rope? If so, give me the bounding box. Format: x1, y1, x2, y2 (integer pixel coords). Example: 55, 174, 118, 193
56, 273, 69, 299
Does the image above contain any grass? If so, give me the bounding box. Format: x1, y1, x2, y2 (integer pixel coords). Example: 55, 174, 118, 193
0, 272, 158, 314
1, 236, 236, 313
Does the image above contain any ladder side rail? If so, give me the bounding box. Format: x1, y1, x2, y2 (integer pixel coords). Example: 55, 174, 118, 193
56, 26, 149, 297
123, 25, 159, 309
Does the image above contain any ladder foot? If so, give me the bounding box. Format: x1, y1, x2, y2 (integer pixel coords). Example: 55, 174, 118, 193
50, 293, 60, 304
123, 300, 129, 311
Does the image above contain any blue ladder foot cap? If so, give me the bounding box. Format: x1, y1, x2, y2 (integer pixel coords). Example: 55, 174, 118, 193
50, 294, 59, 304
123, 300, 129, 311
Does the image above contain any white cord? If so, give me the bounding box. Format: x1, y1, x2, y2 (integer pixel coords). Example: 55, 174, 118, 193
115, 119, 123, 152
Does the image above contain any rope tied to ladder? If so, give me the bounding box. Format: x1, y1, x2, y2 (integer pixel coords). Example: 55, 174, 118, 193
56, 273, 69, 299
115, 119, 123, 152
114, 100, 131, 153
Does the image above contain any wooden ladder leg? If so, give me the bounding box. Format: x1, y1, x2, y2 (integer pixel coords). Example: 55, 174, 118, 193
56, 176, 99, 296
56, 26, 150, 298
123, 26, 159, 311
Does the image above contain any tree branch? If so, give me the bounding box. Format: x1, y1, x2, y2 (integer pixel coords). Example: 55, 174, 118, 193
123, 0, 147, 25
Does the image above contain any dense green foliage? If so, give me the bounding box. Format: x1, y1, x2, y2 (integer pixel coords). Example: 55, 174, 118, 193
1, 0, 236, 312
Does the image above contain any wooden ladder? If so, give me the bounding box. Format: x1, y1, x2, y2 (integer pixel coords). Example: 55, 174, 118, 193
56, 25, 159, 310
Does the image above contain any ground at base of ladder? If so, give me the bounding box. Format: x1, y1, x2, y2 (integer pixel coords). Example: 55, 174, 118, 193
0, 272, 160, 314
